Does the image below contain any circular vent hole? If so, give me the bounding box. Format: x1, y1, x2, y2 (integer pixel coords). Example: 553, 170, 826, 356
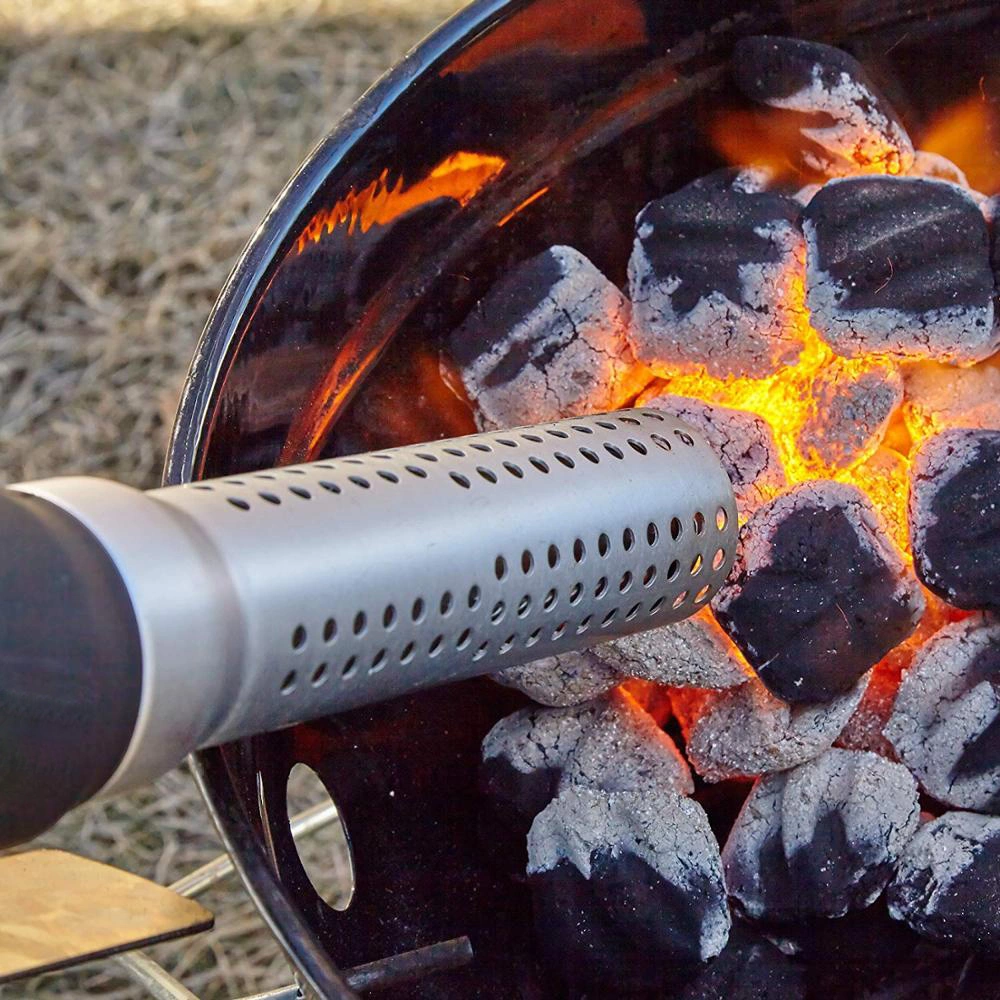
312, 663, 328, 686
670, 517, 683, 540
622, 527, 635, 551
530, 457, 550, 474
596, 420, 616, 430
626, 603, 642, 620
717, 507, 729, 531
370, 649, 387, 673
323, 619, 337, 643
569, 583, 583, 604
647, 522, 659, 546
383, 606, 397, 630
544, 589, 557, 610
400, 642, 415, 664
650, 597, 666, 615
554, 452, 575, 468
579, 447, 600, 464
378, 470, 399, 484
601, 609, 618, 628
691, 555, 704, 576
280, 670, 297, 694
348, 476, 370, 490
259, 492, 281, 505
628, 439, 648, 455
353, 612, 367, 636
412, 598, 426, 623
619, 571, 633, 593
290, 486, 312, 500
491, 601, 506, 624
694, 511, 706, 535
643, 566, 657, 587
695, 585, 712, 604
604, 443, 624, 460
468, 585, 482, 609
547, 544, 560, 568
450, 472, 471, 489
495, 555, 508, 580
503, 461, 524, 478
573, 539, 586, 563
478, 467, 498, 483
713, 549, 727, 571
319, 481, 341, 494
227, 497, 250, 511
440, 591, 454, 616
521, 550, 534, 575
673, 591, 689, 610
444, 447, 465, 457
667, 560, 681, 581
457, 628, 472, 650
406, 465, 428, 479
598, 533, 611, 557
342, 656, 357, 678
518, 595, 532, 617
547, 429, 569, 439
429, 635, 444, 657
595, 577, 609, 599
292, 625, 307, 651
526, 628, 541, 647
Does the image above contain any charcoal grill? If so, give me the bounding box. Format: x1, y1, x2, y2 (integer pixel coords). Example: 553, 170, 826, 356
8, 0, 1000, 997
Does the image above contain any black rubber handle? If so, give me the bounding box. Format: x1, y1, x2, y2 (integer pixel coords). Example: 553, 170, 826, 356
0, 490, 142, 848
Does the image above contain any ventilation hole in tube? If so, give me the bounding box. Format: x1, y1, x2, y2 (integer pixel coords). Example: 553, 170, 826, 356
673, 591, 689, 610
546, 429, 569, 439
284, 468, 308, 476
468, 585, 481, 609
349, 476, 370, 490
473, 641, 489, 661
289, 486, 312, 500
457, 628, 472, 650
256, 473, 279, 480
412, 598, 426, 623
572, 424, 594, 434
691, 554, 704, 576
227, 497, 250, 510
323, 618, 337, 643
650, 433, 673, 452
495, 555, 508, 581
353, 611, 367, 636
579, 447, 600, 464
554, 452, 575, 469
713, 549, 727, 571
573, 539, 586, 563
259, 492, 281, 505
312, 663, 329, 686
444, 447, 465, 457
627, 438, 648, 455
429, 635, 444, 657
491, 601, 506, 624
478, 466, 498, 483
370, 649, 388, 673
547, 544, 560, 568
500, 635, 516, 654
522, 433, 544, 443
595, 577, 609, 599
650, 597, 666, 615
470, 442, 492, 453
667, 560, 681, 581
383, 606, 397, 630
604, 443, 624, 460
577, 615, 592, 634
694, 511, 706, 535
342, 656, 358, 678
440, 591, 454, 616
518, 595, 532, 617
670, 517, 683, 540
717, 507, 729, 531
281, 670, 297, 694
450, 472, 471, 489
619, 571, 633, 594
675, 430, 695, 447
224, 479, 245, 486
695, 585, 712, 604
400, 642, 415, 664
526, 628, 542, 647
643, 565, 657, 587
544, 589, 558, 611
319, 481, 341, 494
569, 583, 583, 604
378, 470, 399, 484
598, 533, 611, 557
596, 420, 616, 430
529, 457, 550, 474
601, 609, 618, 628
642, 410, 665, 422
626, 603, 642, 621
292, 625, 307, 651
417, 452, 438, 462
406, 465, 428, 479
619, 415, 641, 426
503, 461, 524, 479
192, 484, 214, 491
552, 621, 568, 640
521, 550, 534, 575
372, 453, 392, 460
647, 522, 659, 546
496, 438, 518, 448
622, 527, 635, 552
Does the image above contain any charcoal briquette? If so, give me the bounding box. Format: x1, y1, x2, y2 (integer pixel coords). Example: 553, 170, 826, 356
527, 783, 730, 989
713, 481, 924, 703
910, 429, 1000, 611
449, 245, 638, 429
903, 358, 1000, 441
494, 649, 621, 707
886, 615, 1000, 812
732, 36, 914, 177
595, 608, 751, 691
723, 749, 920, 921
803, 176, 996, 364
887, 810, 1000, 953
628, 170, 807, 379
676, 673, 866, 782
797, 358, 903, 470
911, 149, 972, 189
640, 393, 788, 516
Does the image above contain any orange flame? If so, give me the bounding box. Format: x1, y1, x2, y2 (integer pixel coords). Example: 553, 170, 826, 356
294, 151, 507, 254
921, 92, 1000, 195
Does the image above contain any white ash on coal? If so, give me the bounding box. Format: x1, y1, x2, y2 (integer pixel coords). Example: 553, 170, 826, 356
594, 608, 750, 691
902, 358, 1000, 440
673, 673, 867, 782
886, 615, 1000, 813
527, 783, 730, 989
627, 170, 806, 380
723, 749, 920, 921
887, 810, 1000, 953
796, 358, 903, 470
494, 649, 621, 707
910, 150, 972, 189
731, 36, 914, 177
713, 481, 924, 703
803, 176, 997, 364
448, 245, 637, 429
640, 393, 788, 517
910, 429, 1000, 611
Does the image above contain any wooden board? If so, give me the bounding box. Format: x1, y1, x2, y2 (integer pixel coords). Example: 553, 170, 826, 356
0, 849, 214, 984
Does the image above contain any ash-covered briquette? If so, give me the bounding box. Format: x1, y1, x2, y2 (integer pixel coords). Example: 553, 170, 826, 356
640, 393, 788, 517
911, 150, 972, 189
886, 615, 1000, 812
494, 649, 621, 707
723, 749, 920, 921
910, 429, 1000, 611
713, 481, 924, 704
731, 36, 914, 177
675, 673, 867, 782
627, 170, 806, 380
527, 784, 730, 989
887, 810, 1000, 953
903, 358, 1000, 441
448, 245, 637, 429
803, 176, 997, 364
594, 608, 750, 691
796, 358, 903, 470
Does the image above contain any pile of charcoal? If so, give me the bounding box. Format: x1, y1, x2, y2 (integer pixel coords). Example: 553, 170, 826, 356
448, 34, 1000, 995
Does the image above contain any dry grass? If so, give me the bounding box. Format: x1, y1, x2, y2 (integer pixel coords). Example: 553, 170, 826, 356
0, 1, 462, 996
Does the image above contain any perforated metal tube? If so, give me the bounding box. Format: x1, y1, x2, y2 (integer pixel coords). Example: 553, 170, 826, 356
14, 408, 736, 796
